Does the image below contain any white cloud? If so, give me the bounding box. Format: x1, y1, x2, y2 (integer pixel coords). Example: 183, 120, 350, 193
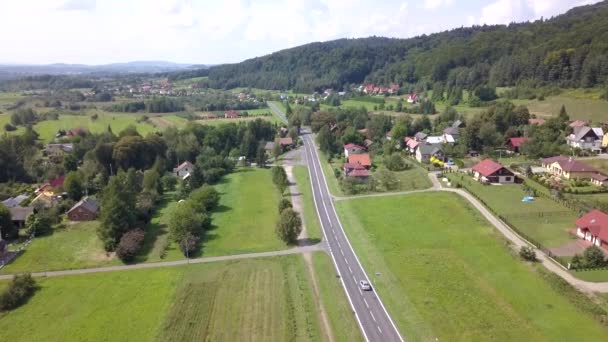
57, 0, 96, 11
423, 0, 453, 10
479, 0, 601, 25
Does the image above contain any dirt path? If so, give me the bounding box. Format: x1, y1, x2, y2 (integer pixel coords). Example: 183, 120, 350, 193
0, 245, 323, 280
284, 163, 335, 342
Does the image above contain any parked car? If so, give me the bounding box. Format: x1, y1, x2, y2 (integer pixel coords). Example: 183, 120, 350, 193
359, 280, 372, 291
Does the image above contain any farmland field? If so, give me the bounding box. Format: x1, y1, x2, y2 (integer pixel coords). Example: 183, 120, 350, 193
202, 167, 286, 256
0, 221, 119, 274
335, 192, 608, 341
512, 94, 608, 122
0, 255, 336, 341
446, 173, 577, 248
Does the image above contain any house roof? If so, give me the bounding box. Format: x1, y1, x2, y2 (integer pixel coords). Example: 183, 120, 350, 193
174, 161, 193, 172
344, 143, 366, 151
224, 110, 239, 117
592, 173, 608, 182
363, 139, 374, 147
528, 118, 545, 125
507, 137, 529, 148
570, 126, 603, 141
426, 136, 444, 144
569, 120, 587, 128
541, 156, 598, 173
452, 120, 463, 128
279, 137, 293, 146
348, 153, 372, 167
2, 195, 28, 208
67, 196, 99, 215
576, 210, 608, 242
347, 169, 371, 177
9, 206, 34, 222
406, 139, 420, 149
264, 142, 275, 150
418, 143, 442, 155
472, 159, 508, 177
443, 134, 455, 143
414, 132, 427, 140
343, 163, 366, 170
443, 127, 459, 136
46, 143, 74, 153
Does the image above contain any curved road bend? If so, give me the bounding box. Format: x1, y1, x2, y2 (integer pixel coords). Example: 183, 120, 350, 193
302, 131, 403, 342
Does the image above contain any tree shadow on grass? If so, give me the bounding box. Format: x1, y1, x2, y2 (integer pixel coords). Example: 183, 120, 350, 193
213, 204, 231, 213
297, 237, 321, 246
192, 224, 220, 258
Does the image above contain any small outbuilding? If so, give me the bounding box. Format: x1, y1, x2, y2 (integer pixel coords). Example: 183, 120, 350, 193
66, 197, 100, 221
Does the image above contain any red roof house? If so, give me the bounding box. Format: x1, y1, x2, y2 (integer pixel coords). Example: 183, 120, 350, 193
541, 156, 599, 180
343, 163, 371, 179
569, 120, 587, 128
347, 154, 372, 169
344, 143, 367, 157
224, 110, 240, 119
575, 210, 608, 249
506, 137, 530, 153
472, 159, 515, 184
36, 175, 66, 194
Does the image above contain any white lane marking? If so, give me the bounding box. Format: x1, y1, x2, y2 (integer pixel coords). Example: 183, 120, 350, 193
340, 249, 345, 256
353, 275, 357, 283
308, 135, 404, 342
348, 266, 353, 274
344, 258, 349, 265
377, 326, 383, 334
337, 241, 341, 248
370, 312, 377, 322
302, 138, 371, 342
363, 298, 369, 308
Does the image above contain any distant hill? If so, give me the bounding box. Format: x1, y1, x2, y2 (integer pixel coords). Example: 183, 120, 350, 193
201, 1, 608, 92
0, 61, 200, 79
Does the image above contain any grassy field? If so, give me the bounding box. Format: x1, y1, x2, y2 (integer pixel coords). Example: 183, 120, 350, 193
335, 192, 608, 341
0, 221, 119, 274
512, 95, 608, 122
447, 173, 577, 248
0, 255, 334, 341
203, 168, 286, 256
0, 92, 24, 110
293, 166, 323, 242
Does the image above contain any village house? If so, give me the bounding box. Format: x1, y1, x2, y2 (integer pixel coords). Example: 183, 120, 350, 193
388, 84, 400, 95
31, 192, 60, 209
575, 210, 608, 249
405, 137, 420, 154
567, 126, 604, 152
528, 118, 546, 125
343, 162, 371, 179
66, 197, 100, 221
506, 137, 529, 153
279, 137, 294, 150
416, 143, 444, 163
44, 143, 74, 162
9, 206, 34, 228
472, 159, 515, 184
347, 153, 372, 169
602, 132, 608, 149
407, 93, 419, 104
414, 132, 428, 142
35, 175, 65, 194
173, 161, 194, 180
591, 173, 608, 187
224, 110, 240, 119
344, 143, 367, 158
363, 139, 374, 149
542, 156, 600, 180
426, 136, 444, 145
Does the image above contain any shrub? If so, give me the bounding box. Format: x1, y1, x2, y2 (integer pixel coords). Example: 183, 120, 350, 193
189, 185, 220, 212
519, 246, 537, 261
158, 239, 170, 259
161, 175, 177, 192
116, 228, 145, 262
385, 153, 408, 171
571, 254, 583, 269
278, 198, 293, 213
0, 274, 38, 311
4, 123, 16, 132
584, 246, 606, 268
275, 208, 302, 245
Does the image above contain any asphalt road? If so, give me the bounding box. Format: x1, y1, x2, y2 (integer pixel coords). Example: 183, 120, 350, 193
302, 131, 403, 342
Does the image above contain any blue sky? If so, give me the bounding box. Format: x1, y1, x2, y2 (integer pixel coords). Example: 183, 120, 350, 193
0, 0, 600, 65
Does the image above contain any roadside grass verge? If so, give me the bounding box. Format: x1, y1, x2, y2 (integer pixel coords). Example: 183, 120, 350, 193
335, 192, 608, 341
293, 166, 322, 242
311, 252, 364, 342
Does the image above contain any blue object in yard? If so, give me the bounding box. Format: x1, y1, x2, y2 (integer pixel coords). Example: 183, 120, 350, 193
447, 159, 455, 166
522, 196, 535, 202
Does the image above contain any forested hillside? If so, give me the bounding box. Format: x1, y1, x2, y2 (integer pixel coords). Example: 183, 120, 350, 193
203, 1, 608, 92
